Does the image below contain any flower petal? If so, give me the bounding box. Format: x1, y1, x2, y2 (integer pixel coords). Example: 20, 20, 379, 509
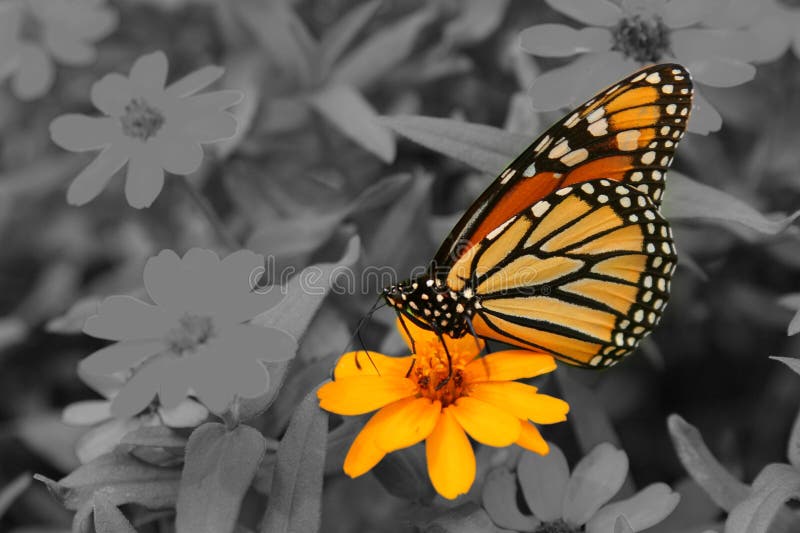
179, 112, 239, 144
671, 28, 761, 63
464, 351, 556, 382
688, 89, 722, 135
530, 52, 634, 111
518, 442, 569, 522
79, 339, 165, 376
129, 51, 169, 92
76, 418, 142, 464
449, 396, 520, 447
334, 351, 416, 379
543, 0, 622, 27
125, 151, 165, 208
91, 73, 135, 116
371, 397, 441, 451
586, 483, 680, 533
469, 381, 568, 424
662, 0, 717, 28
516, 422, 549, 455
685, 57, 755, 88
184, 90, 244, 111
44, 31, 96, 66
62, 400, 112, 426
83, 295, 177, 341
166, 65, 224, 97
317, 375, 416, 415
562, 443, 629, 527
50, 115, 118, 152
747, 13, 793, 63
158, 399, 209, 427
212, 323, 298, 364
425, 407, 475, 499
482, 467, 541, 531
110, 358, 170, 417
12, 43, 54, 100
66, 142, 130, 206
519, 24, 612, 57
152, 133, 204, 174
343, 416, 387, 477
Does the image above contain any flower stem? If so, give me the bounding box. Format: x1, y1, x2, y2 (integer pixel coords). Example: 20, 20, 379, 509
177, 174, 240, 251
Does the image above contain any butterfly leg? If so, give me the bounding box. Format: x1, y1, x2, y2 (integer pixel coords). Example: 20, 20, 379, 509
396, 312, 419, 378
465, 315, 486, 354
434, 330, 454, 390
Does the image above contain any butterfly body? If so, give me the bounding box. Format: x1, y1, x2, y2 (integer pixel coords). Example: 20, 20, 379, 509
384, 64, 692, 369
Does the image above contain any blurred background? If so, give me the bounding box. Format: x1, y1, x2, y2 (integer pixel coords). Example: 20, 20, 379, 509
1, 0, 800, 531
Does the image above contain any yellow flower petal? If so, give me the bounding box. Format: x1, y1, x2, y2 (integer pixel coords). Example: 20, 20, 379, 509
449, 396, 521, 447
373, 397, 441, 452
343, 416, 386, 477
469, 382, 569, 424
334, 350, 415, 379
464, 350, 556, 382
516, 422, 550, 455
426, 407, 476, 500
317, 375, 416, 415
396, 317, 484, 360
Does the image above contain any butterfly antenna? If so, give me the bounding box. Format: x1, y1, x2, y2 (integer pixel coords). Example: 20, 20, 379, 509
341, 296, 385, 375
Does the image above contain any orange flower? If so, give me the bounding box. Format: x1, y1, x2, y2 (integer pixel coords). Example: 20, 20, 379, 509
317, 319, 569, 499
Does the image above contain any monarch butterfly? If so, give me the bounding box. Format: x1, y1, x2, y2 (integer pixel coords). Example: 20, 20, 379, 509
383, 63, 692, 369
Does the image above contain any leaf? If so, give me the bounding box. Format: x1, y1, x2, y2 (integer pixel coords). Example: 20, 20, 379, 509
556, 369, 622, 452
239, 236, 360, 421
614, 515, 635, 533
119, 426, 188, 451
771, 356, 800, 377
260, 388, 328, 533
788, 310, 800, 336
372, 443, 435, 503
176, 423, 267, 533
216, 52, 264, 160
311, 84, 395, 163
331, 6, 437, 89
34, 452, 180, 512
420, 502, 502, 533
725, 464, 800, 533
789, 408, 800, 470
443, 0, 510, 46
234, 0, 316, 86
93, 492, 138, 533
0, 155, 85, 198
667, 414, 749, 512
663, 172, 800, 235
246, 174, 409, 273
0, 473, 31, 519
319, 0, 383, 77
382, 116, 800, 238
381, 115, 527, 174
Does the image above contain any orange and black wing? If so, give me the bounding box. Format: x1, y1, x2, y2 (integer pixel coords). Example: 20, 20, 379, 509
447, 180, 677, 368
433, 63, 692, 270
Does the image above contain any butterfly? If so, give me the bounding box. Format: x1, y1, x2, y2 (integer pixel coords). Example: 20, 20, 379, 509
383, 63, 692, 369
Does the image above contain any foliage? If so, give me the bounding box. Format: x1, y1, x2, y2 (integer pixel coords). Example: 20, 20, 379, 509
0, 1, 799, 532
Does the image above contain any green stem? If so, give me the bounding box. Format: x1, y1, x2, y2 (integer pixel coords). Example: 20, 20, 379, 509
177, 174, 240, 252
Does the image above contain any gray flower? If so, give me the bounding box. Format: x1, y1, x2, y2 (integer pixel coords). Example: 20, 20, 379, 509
50, 51, 243, 208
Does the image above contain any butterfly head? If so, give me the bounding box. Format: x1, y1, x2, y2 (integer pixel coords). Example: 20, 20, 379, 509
382, 276, 473, 338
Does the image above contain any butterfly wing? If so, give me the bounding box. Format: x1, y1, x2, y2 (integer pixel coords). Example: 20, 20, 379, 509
433, 63, 692, 269
448, 180, 676, 368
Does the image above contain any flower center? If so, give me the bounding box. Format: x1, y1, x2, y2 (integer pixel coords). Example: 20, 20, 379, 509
611, 15, 671, 63
120, 98, 166, 141
164, 313, 215, 354
778, 0, 800, 8
534, 519, 580, 533
412, 341, 469, 406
